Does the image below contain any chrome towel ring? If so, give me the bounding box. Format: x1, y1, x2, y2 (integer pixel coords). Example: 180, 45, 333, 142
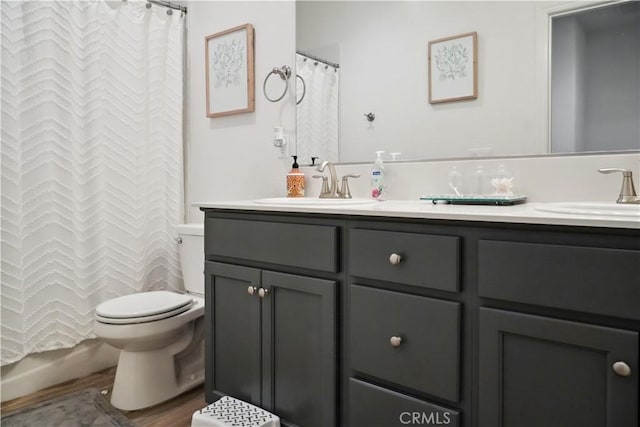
263, 65, 291, 102
296, 74, 306, 105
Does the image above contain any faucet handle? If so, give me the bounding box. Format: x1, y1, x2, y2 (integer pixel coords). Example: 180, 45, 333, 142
598, 168, 632, 177
598, 168, 638, 203
312, 175, 330, 197
339, 174, 360, 199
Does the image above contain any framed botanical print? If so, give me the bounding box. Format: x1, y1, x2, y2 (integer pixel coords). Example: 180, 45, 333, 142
428, 32, 478, 104
205, 23, 255, 117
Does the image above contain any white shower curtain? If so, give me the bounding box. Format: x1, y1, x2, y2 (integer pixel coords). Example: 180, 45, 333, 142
1, 0, 185, 365
296, 53, 340, 164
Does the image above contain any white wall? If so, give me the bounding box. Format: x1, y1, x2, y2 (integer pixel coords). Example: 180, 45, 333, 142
186, 1, 296, 222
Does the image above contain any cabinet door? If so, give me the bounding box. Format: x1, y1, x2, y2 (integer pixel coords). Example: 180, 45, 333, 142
479, 308, 638, 427
261, 271, 336, 427
205, 262, 261, 405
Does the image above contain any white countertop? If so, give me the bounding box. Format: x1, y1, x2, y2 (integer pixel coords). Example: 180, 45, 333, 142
195, 199, 640, 230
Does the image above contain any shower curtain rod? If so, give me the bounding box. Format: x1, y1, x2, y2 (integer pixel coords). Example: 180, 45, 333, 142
147, 0, 187, 13
297, 51, 339, 69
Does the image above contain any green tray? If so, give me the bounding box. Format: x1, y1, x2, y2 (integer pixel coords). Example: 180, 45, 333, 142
419, 194, 528, 206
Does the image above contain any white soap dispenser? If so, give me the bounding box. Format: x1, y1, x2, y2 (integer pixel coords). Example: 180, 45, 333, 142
370, 150, 385, 200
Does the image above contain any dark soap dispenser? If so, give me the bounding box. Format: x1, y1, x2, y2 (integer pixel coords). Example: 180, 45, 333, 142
286, 155, 305, 198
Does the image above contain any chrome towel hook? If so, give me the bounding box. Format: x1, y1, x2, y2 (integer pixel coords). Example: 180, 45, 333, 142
263, 65, 291, 103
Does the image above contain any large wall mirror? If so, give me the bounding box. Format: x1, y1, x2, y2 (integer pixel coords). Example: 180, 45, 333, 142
295, 1, 639, 165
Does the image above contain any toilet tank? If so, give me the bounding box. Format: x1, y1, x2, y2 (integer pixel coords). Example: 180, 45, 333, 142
176, 223, 204, 297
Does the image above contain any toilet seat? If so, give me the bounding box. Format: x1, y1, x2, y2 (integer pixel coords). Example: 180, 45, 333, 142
96, 291, 194, 325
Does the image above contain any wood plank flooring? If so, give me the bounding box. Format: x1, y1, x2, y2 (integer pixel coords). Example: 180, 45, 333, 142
1, 367, 207, 427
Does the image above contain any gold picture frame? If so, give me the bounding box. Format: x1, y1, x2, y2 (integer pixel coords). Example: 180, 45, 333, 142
428, 31, 478, 104
205, 23, 255, 118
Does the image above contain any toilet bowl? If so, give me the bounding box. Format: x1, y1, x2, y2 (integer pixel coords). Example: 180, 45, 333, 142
93, 223, 205, 411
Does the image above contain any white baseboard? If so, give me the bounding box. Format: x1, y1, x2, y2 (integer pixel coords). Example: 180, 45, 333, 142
1, 339, 119, 403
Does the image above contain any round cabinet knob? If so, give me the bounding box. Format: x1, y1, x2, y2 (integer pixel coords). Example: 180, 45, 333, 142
390, 336, 402, 348
389, 253, 402, 265
258, 288, 269, 298
247, 286, 257, 295
612, 361, 632, 377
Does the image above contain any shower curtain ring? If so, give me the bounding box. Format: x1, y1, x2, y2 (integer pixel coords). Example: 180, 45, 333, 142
263, 65, 291, 102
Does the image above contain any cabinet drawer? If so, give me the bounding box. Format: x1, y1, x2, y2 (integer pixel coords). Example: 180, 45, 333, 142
478, 240, 640, 320
205, 217, 337, 272
349, 228, 459, 292
350, 378, 460, 427
350, 285, 460, 401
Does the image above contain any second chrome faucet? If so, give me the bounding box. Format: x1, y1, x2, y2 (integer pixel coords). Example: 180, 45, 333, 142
313, 161, 360, 199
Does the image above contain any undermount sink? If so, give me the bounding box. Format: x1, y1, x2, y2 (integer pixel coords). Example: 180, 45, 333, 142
535, 202, 640, 218
254, 197, 375, 206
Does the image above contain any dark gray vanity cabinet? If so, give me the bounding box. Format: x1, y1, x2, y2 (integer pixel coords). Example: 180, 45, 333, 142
203, 213, 342, 427
201, 208, 640, 427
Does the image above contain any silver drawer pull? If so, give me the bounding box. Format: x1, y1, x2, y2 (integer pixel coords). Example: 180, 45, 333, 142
613, 361, 632, 377
390, 336, 402, 348
389, 253, 402, 265
258, 288, 269, 298
247, 286, 257, 296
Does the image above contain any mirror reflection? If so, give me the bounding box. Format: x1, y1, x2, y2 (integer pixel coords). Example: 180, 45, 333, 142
551, 1, 639, 153
295, 51, 340, 165
295, 1, 640, 165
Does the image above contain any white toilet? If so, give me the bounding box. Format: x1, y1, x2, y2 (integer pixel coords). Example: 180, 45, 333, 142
94, 223, 205, 411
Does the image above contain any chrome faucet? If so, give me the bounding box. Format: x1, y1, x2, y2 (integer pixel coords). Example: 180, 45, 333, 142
598, 168, 640, 204
313, 161, 360, 198
315, 161, 338, 198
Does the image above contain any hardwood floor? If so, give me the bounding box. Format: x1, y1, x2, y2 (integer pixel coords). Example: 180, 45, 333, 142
1, 367, 207, 427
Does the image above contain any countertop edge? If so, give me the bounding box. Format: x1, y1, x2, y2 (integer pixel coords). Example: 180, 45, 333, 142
193, 201, 640, 230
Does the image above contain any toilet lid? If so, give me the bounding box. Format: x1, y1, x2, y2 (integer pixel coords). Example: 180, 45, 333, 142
95, 303, 194, 324
96, 291, 194, 320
